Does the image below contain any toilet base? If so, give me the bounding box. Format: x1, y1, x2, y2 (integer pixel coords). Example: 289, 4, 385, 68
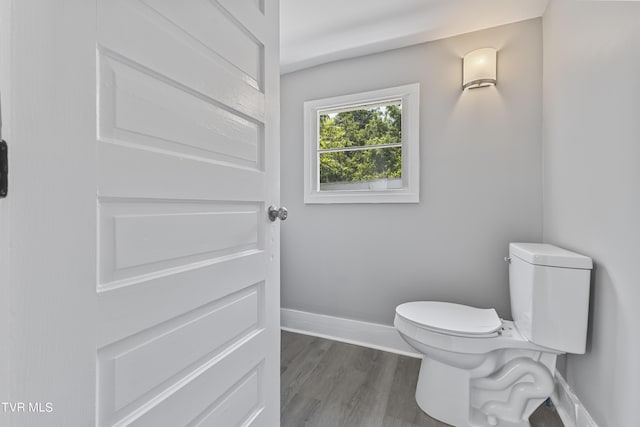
416, 357, 472, 426
415, 352, 556, 427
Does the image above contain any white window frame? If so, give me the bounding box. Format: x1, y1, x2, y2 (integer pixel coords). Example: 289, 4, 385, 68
304, 83, 420, 204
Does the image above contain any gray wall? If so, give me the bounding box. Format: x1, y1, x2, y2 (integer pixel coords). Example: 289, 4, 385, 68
542, 1, 640, 426
281, 19, 543, 325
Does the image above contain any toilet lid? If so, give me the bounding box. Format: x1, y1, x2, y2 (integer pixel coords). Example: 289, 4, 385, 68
395, 301, 502, 336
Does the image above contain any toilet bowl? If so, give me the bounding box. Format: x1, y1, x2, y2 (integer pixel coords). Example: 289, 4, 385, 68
395, 302, 558, 427
395, 243, 592, 427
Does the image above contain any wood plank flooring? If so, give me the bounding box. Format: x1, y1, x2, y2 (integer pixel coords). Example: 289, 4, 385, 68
281, 330, 564, 427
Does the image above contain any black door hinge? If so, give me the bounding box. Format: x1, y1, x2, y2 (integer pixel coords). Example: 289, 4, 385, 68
0, 91, 6, 198
0, 139, 7, 198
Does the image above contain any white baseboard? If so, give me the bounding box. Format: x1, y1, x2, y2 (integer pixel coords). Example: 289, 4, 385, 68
280, 308, 421, 358
552, 370, 598, 427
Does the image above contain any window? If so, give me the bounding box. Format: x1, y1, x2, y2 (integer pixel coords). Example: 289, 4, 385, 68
304, 84, 420, 204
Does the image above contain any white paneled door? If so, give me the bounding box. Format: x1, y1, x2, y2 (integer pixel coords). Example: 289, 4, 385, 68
0, 0, 280, 426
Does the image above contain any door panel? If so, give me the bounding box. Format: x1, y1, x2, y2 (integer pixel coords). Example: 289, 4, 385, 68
95, 0, 277, 425
99, 55, 261, 168
97, 283, 265, 425
139, 0, 263, 83
103, 334, 266, 426
2, 0, 279, 425
98, 201, 261, 284
105, 288, 261, 412
97, 0, 265, 121
97, 252, 266, 347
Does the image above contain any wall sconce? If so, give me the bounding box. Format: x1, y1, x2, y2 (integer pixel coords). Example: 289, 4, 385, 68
462, 47, 497, 90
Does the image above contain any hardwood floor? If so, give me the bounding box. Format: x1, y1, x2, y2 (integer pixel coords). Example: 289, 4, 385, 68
281, 331, 564, 427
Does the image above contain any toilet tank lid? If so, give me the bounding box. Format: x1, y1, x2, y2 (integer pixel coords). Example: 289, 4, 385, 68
510, 243, 593, 269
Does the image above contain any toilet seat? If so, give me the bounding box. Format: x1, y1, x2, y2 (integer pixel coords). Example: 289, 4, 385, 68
395, 301, 502, 338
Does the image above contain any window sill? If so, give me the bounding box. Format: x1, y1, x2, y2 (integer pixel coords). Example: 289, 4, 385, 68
304, 190, 419, 204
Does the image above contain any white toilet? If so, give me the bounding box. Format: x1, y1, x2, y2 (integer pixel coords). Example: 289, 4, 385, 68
395, 243, 592, 427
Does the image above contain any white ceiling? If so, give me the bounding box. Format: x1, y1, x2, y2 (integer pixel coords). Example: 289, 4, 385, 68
280, 0, 549, 74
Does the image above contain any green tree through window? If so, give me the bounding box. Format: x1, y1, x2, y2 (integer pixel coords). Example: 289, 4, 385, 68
318, 100, 402, 188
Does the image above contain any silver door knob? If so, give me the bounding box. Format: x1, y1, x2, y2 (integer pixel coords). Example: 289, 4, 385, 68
268, 206, 288, 222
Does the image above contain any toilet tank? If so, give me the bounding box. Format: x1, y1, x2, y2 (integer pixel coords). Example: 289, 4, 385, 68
509, 243, 592, 354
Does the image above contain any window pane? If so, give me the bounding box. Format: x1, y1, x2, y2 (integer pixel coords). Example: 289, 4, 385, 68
319, 101, 402, 150
319, 147, 402, 191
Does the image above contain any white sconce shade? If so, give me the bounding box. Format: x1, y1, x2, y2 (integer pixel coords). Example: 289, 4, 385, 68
462, 48, 497, 90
